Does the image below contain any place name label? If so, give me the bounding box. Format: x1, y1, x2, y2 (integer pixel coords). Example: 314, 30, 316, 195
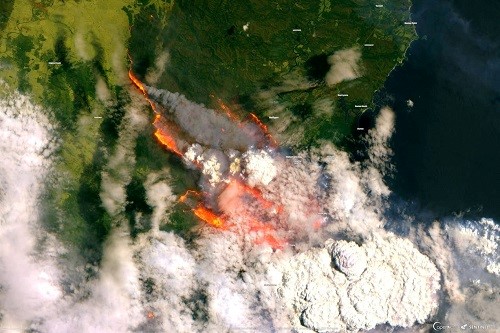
364, 44, 374, 47
268, 116, 279, 119
48, 61, 61, 65
404, 22, 417, 25
337, 93, 348, 97
375, 4, 384, 8
286, 156, 303, 165
292, 29, 301, 32
355, 105, 368, 108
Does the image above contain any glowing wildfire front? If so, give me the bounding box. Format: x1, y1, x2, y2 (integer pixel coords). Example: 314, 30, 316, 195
154, 130, 183, 157
127, 68, 285, 249
193, 205, 225, 229
128, 71, 148, 96
249, 113, 278, 146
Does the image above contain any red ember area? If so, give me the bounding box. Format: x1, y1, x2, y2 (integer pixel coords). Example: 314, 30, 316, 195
230, 179, 275, 210
249, 219, 285, 249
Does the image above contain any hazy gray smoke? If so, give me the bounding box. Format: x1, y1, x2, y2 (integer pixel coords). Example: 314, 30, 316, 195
146, 86, 267, 150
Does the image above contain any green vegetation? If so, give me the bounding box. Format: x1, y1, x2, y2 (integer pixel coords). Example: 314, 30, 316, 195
128, 0, 416, 148
1, 0, 416, 246
0, 0, 144, 264
0, 0, 14, 31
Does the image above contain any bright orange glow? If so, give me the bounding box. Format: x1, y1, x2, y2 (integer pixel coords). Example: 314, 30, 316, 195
128, 70, 159, 112
128, 60, 286, 247
249, 113, 278, 146
128, 70, 147, 96
146, 311, 155, 319
153, 114, 161, 123
193, 205, 225, 229
178, 190, 201, 203
154, 129, 183, 157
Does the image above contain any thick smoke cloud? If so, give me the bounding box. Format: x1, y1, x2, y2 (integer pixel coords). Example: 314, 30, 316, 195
1, 78, 498, 333
276, 236, 440, 332
138, 84, 499, 331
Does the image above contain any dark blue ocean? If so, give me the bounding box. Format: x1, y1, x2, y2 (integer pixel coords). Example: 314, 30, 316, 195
378, 0, 500, 221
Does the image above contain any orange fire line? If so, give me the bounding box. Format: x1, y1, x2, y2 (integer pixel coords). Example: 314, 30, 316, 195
217, 98, 241, 123
154, 129, 183, 157
178, 190, 202, 203
152, 112, 184, 157
249, 113, 278, 146
128, 70, 147, 96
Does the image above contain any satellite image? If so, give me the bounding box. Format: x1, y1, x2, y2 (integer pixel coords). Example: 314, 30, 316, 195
0, 0, 498, 332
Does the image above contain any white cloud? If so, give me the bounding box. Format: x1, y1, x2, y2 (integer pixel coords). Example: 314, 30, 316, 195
95, 76, 112, 104
276, 236, 440, 332
325, 46, 363, 86
146, 51, 170, 84
242, 149, 277, 187
74, 31, 94, 61
0, 88, 62, 330
366, 107, 395, 172
37, 229, 144, 333
144, 170, 176, 233
100, 106, 148, 216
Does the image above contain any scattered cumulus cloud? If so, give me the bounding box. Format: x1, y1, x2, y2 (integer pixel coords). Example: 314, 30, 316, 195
325, 46, 363, 86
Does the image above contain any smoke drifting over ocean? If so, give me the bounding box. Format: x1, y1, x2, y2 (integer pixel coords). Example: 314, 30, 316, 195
0, 76, 498, 333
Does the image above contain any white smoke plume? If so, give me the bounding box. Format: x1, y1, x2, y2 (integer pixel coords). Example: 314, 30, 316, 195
325, 46, 363, 86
